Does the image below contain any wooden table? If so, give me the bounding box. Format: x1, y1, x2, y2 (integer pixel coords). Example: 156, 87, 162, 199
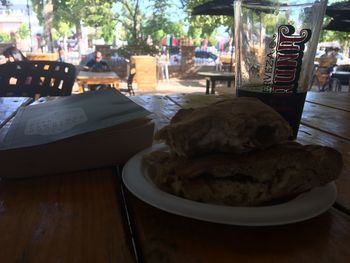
197, 71, 235, 94
331, 71, 350, 92
1, 92, 350, 262
76, 71, 120, 92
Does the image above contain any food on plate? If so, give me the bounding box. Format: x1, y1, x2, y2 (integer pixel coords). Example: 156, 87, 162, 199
145, 97, 343, 206
154, 97, 292, 157
144, 142, 342, 206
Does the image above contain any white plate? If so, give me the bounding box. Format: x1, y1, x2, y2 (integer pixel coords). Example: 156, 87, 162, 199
122, 144, 337, 226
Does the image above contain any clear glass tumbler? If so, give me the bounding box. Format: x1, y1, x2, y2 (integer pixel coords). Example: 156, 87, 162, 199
234, 0, 328, 138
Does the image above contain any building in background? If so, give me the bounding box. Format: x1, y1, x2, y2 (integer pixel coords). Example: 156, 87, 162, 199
0, 1, 42, 52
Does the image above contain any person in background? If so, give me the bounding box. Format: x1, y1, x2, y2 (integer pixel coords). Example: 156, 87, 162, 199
2, 46, 27, 63
83, 51, 111, 91
84, 51, 110, 72
57, 48, 65, 62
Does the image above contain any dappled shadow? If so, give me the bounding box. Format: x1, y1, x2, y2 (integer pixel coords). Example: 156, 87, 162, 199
177, 78, 207, 88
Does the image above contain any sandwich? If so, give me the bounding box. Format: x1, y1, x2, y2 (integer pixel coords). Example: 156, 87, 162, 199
144, 142, 342, 206
145, 97, 343, 206
155, 97, 292, 157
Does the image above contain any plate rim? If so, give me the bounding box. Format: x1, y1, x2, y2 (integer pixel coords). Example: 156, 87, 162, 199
122, 144, 337, 226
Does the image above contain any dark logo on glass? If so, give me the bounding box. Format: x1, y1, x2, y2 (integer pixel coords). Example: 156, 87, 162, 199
264, 25, 311, 93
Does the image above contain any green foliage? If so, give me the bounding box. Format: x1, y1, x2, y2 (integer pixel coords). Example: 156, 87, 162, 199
187, 24, 200, 38
0, 32, 10, 42
185, 0, 233, 37
320, 30, 350, 44
152, 29, 166, 44
320, 16, 350, 45
116, 0, 149, 46
30, 0, 44, 24
30, 0, 233, 54
164, 21, 186, 38
117, 40, 159, 59
29, 0, 350, 56
83, 3, 116, 28
53, 21, 71, 39
143, 0, 172, 44
116, 0, 160, 55
31, 0, 116, 43
143, 20, 186, 46
101, 23, 116, 44
17, 23, 30, 40
208, 34, 218, 46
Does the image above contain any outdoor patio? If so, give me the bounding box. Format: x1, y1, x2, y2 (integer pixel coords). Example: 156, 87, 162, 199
72, 76, 237, 96
77, 77, 348, 96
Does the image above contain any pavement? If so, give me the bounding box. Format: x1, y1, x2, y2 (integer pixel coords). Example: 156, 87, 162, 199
117, 77, 236, 96
117, 77, 349, 95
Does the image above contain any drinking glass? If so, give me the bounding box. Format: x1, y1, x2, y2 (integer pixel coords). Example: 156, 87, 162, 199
234, 0, 328, 138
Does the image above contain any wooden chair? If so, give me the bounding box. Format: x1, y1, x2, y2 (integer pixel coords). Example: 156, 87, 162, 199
0, 61, 76, 98
120, 70, 136, 96
309, 56, 338, 92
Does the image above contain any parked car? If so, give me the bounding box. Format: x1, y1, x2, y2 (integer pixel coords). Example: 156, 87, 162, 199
80, 51, 128, 78
195, 50, 218, 61
170, 50, 219, 65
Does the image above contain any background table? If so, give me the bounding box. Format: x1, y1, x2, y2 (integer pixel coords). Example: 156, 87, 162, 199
197, 71, 235, 94
76, 71, 120, 92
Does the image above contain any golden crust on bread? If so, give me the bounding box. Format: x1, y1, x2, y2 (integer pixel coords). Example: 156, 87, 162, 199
144, 142, 342, 206
155, 97, 292, 157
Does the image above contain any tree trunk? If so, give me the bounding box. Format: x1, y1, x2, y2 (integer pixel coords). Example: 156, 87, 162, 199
43, 0, 53, 53
343, 40, 349, 59
133, 0, 140, 45
75, 20, 83, 54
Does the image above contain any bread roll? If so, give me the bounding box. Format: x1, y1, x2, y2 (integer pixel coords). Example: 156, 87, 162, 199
155, 97, 292, 157
144, 142, 342, 206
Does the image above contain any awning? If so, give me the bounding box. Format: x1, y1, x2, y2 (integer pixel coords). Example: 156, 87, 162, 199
191, 0, 233, 16
325, 1, 350, 20
192, 0, 350, 19
323, 19, 350, 33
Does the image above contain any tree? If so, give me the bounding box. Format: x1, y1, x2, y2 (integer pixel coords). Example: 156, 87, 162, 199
143, 20, 186, 46
0, 32, 10, 43
168, 0, 233, 51
115, 0, 144, 46
82, 2, 117, 44
143, 0, 185, 44
17, 24, 30, 40
115, 0, 187, 56
31, 0, 115, 52
185, 0, 233, 37
114, 0, 161, 57
142, 0, 169, 45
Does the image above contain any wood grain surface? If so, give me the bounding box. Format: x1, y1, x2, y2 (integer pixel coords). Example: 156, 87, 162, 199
0, 168, 134, 263
297, 125, 350, 211
1, 92, 350, 263
76, 71, 120, 91
302, 102, 350, 140
306, 92, 350, 112
126, 191, 350, 263
131, 95, 180, 129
